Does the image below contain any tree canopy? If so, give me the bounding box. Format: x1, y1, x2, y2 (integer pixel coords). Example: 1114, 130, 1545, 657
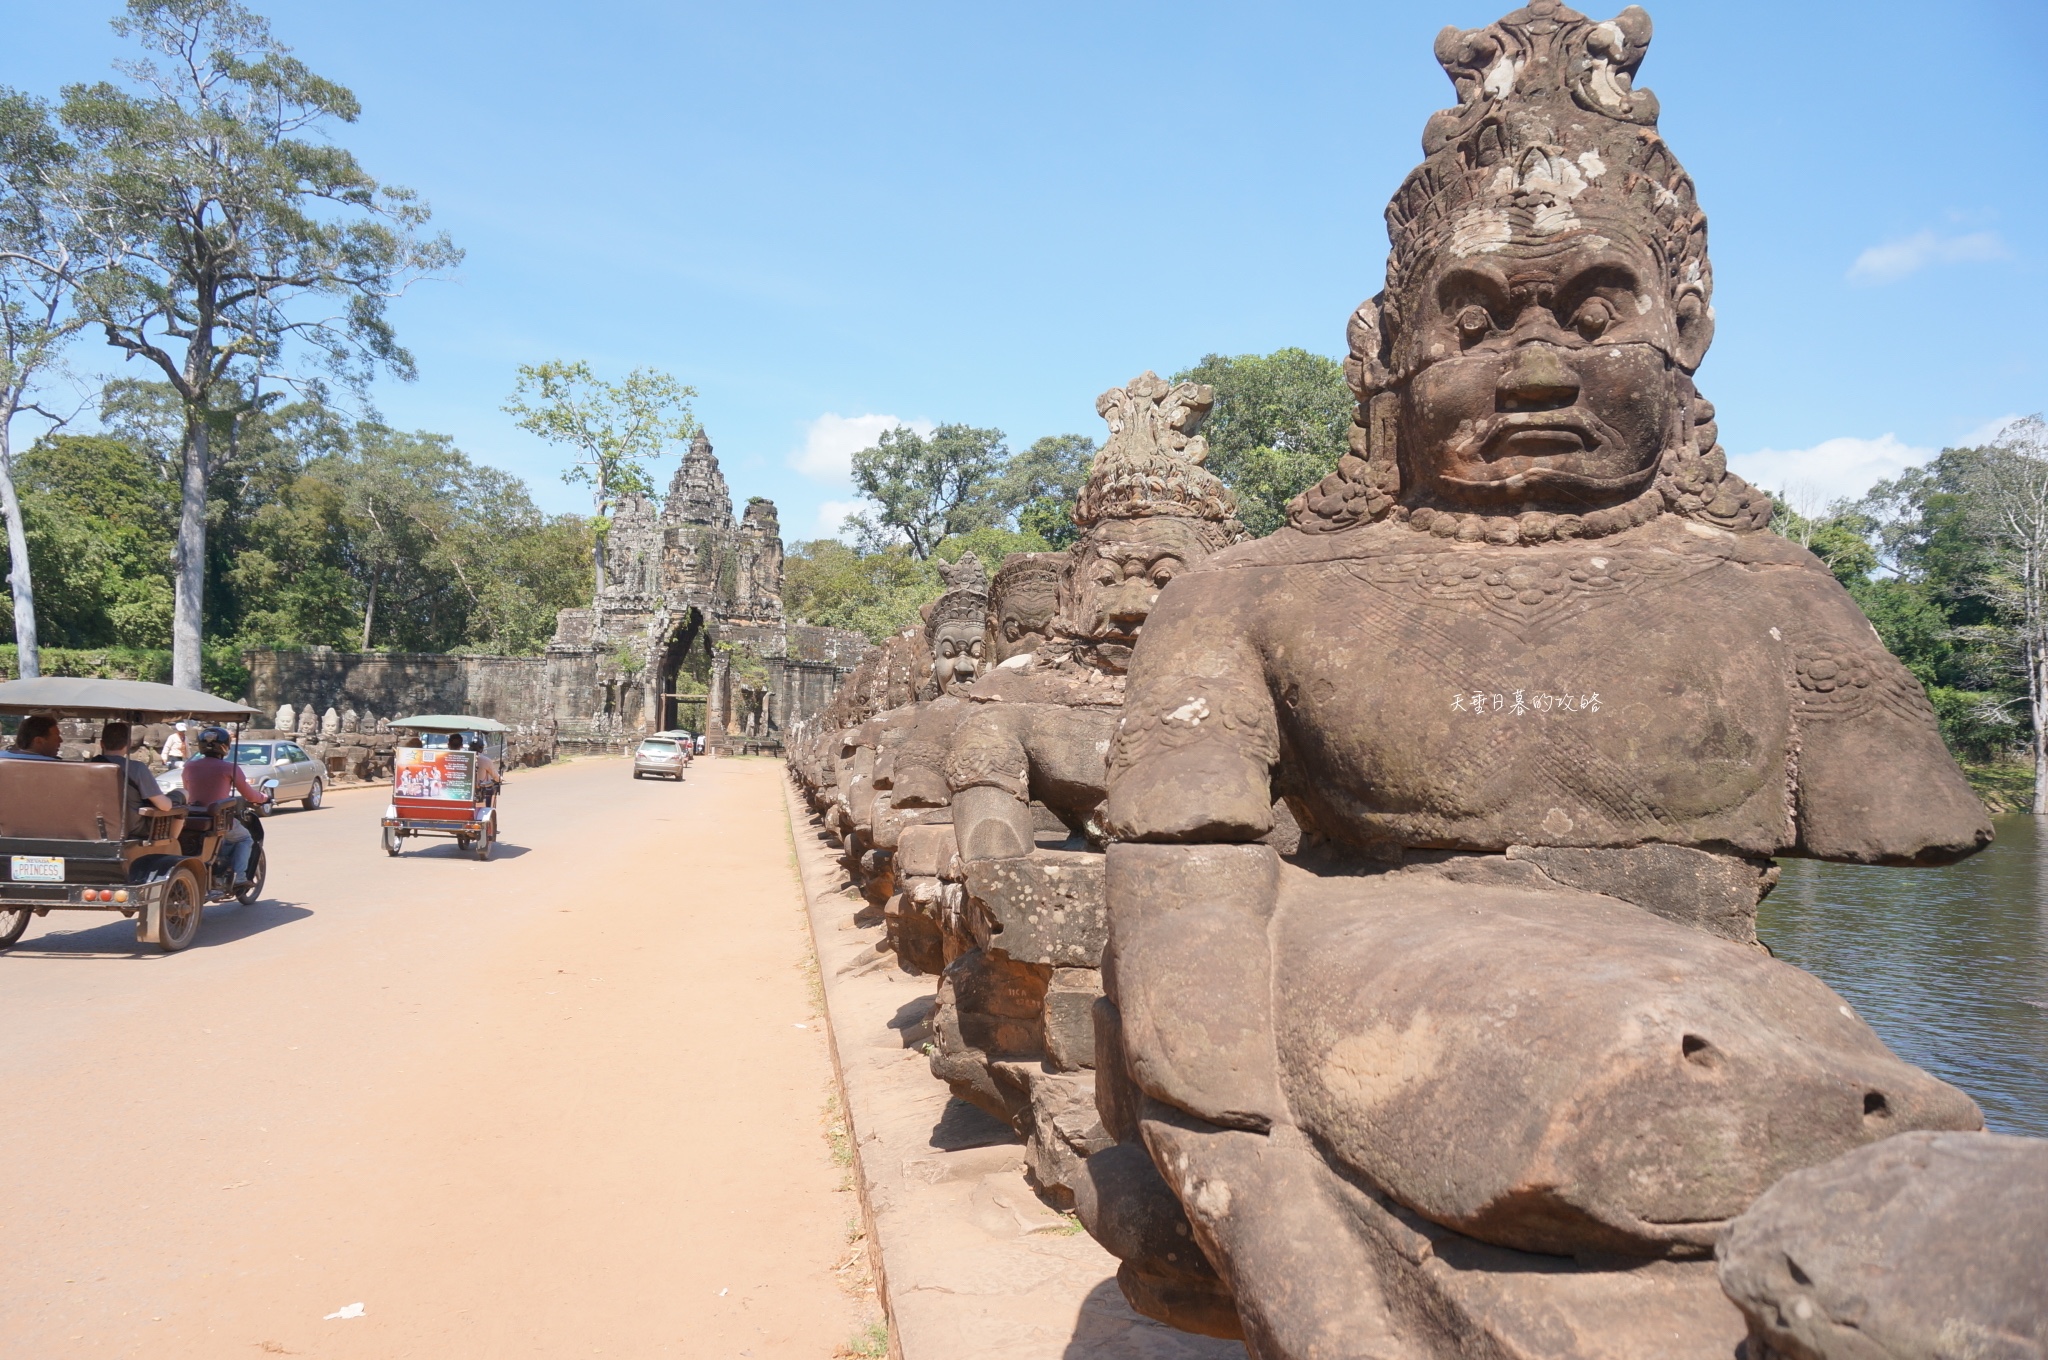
1174, 348, 1353, 536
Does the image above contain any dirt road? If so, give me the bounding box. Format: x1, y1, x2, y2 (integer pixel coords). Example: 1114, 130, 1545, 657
0, 755, 866, 1358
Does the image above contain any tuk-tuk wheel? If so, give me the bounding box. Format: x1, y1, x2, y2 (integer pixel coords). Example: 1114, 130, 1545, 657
473, 828, 493, 861
382, 826, 401, 857
158, 867, 203, 953
235, 845, 267, 905
0, 906, 29, 950
455, 834, 472, 852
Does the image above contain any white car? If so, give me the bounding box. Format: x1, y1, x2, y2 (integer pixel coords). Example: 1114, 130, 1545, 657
633, 737, 689, 780
234, 739, 327, 809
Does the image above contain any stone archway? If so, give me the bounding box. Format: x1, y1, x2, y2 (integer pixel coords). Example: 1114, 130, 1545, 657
656, 607, 710, 733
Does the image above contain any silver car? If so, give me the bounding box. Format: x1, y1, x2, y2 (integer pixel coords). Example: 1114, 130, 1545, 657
633, 737, 689, 781
233, 740, 327, 810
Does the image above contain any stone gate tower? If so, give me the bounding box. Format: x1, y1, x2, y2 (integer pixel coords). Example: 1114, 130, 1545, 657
545, 432, 865, 749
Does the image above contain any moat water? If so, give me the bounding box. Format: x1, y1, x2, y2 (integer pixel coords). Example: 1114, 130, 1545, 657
1761, 813, 2048, 1136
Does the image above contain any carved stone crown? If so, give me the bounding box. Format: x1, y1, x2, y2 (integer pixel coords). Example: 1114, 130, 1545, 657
936, 551, 988, 593
1073, 372, 1242, 529
1383, 0, 1707, 346
1285, 1, 1771, 540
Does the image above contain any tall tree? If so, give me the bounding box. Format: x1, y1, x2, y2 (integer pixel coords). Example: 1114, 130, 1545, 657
61, 0, 458, 689
503, 360, 697, 595
993, 432, 1095, 547
1957, 417, 2048, 812
1175, 348, 1352, 536
0, 90, 88, 678
845, 423, 1007, 558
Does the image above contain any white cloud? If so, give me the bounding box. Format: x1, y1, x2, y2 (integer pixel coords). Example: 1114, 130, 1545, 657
1847, 229, 2007, 285
1959, 414, 2025, 447
790, 412, 934, 483
814, 498, 862, 538
1729, 434, 1933, 507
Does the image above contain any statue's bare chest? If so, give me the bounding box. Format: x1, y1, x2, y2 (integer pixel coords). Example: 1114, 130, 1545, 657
1255, 545, 1794, 849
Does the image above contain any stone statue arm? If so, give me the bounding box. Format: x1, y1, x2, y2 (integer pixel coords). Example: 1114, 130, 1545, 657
1782, 583, 1993, 865
1101, 575, 1287, 1131
944, 704, 1037, 860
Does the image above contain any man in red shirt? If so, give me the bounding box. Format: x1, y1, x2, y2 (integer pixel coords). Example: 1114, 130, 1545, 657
180, 726, 269, 887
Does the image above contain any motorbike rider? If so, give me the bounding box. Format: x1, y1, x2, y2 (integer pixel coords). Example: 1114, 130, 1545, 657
180, 726, 269, 888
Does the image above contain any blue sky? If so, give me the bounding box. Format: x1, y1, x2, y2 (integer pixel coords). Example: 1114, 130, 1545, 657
5, 0, 2044, 536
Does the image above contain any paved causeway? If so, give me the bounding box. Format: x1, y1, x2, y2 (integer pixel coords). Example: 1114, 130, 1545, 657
0, 756, 864, 1358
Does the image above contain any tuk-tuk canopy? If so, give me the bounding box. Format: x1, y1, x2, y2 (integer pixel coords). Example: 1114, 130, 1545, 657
0, 676, 258, 723
389, 714, 511, 734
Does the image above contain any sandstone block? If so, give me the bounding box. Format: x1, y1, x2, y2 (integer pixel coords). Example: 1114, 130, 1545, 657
1718, 1131, 2048, 1360
964, 848, 1107, 967
895, 822, 960, 880
1044, 966, 1103, 1071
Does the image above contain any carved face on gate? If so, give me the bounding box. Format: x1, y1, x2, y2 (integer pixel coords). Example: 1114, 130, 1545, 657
1394, 222, 1710, 515
985, 556, 1061, 664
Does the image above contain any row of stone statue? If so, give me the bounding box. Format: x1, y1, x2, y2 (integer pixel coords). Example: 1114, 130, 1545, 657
794, 4, 2044, 1356
270, 703, 390, 738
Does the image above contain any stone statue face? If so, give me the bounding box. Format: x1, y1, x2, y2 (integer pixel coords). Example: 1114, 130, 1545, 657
1395, 228, 1701, 514
988, 579, 1059, 664
1060, 517, 1216, 665
929, 621, 986, 692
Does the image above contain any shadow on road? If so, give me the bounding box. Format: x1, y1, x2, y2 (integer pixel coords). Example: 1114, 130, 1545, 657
389, 841, 532, 860
1, 897, 314, 959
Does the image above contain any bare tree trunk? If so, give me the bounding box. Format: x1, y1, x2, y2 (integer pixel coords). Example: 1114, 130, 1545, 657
592, 471, 609, 599
0, 424, 39, 680
360, 577, 376, 651
171, 414, 209, 691
2034, 634, 2047, 816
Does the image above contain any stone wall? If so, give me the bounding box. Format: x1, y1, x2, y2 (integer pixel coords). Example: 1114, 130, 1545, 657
244, 648, 551, 728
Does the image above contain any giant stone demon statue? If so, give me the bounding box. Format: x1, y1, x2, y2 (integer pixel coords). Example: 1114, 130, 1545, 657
1078, 4, 1993, 1356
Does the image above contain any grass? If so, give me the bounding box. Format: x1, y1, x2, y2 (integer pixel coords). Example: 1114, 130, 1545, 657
1965, 760, 2036, 814
839, 1319, 889, 1358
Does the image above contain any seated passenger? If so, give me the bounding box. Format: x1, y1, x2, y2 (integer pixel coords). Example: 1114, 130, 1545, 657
91, 721, 181, 837
3, 713, 65, 760
181, 726, 269, 888
449, 733, 501, 788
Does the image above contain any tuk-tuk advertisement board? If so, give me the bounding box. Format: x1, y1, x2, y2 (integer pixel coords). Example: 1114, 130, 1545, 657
394, 748, 475, 802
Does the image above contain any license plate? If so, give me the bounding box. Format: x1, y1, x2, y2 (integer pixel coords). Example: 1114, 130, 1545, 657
10, 855, 63, 882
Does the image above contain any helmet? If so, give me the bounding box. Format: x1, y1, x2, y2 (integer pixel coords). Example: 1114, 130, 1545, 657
197, 725, 233, 755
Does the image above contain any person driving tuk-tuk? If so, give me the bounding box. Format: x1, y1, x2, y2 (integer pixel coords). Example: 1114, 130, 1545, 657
181, 725, 269, 887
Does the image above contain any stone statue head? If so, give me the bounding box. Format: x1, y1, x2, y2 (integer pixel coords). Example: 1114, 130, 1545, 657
1290, 0, 1770, 542
1053, 372, 1247, 670
985, 552, 1062, 663
926, 552, 990, 694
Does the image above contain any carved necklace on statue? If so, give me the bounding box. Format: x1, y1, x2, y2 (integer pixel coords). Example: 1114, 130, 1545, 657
1389, 484, 1667, 547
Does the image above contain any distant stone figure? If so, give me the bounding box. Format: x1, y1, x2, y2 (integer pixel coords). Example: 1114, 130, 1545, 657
296, 705, 318, 738
321, 706, 341, 737
376, 716, 391, 734
275, 703, 294, 732
1077, 4, 1999, 1355
341, 707, 360, 734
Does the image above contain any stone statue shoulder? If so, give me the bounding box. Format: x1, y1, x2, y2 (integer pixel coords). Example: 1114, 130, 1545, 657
957, 655, 1125, 707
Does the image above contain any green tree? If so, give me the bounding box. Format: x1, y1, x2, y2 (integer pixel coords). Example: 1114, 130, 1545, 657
993, 432, 1095, 548
0, 89, 88, 677
61, 0, 459, 688
503, 360, 698, 596
783, 538, 940, 643
1174, 348, 1352, 536
845, 423, 1008, 558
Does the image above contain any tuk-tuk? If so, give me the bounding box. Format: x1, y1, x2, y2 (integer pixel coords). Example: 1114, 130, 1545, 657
0, 677, 267, 953
380, 715, 507, 860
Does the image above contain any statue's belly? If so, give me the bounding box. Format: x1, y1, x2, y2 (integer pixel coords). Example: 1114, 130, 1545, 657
1270, 567, 1790, 853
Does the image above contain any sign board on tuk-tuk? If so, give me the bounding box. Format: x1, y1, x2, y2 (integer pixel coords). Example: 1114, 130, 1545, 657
394, 748, 476, 802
